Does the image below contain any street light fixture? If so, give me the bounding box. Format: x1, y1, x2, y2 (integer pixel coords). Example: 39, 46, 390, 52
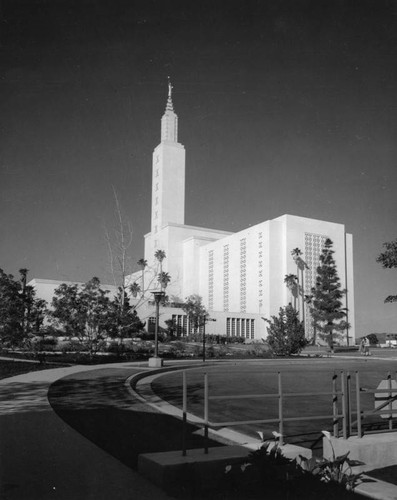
149, 290, 166, 368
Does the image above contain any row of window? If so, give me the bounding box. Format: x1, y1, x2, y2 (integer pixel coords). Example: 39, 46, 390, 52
226, 317, 255, 339
156, 314, 256, 339
171, 314, 204, 336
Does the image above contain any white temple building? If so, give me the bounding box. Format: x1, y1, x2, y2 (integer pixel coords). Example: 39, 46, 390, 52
30, 83, 354, 343
126, 83, 355, 343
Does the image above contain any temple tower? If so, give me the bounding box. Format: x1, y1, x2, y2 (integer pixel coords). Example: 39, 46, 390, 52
150, 80, 186, 249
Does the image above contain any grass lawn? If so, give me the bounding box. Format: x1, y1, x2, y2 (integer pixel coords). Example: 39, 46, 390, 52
152, 356, 397, 449
0, 359, 63, 380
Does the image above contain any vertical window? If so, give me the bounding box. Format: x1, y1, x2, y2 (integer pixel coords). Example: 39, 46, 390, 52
240, 239, 247, 313
176, 316, 181, 336
223, 245, 229, 312
208, 250, 214, 311
226, 318, 231, 337
183, 316, 188, 337
251, 319, 255, 339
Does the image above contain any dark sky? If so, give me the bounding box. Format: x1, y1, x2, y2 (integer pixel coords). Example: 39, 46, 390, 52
1, 0, 396, 334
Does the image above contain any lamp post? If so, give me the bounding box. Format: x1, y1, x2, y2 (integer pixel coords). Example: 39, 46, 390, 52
202, 317, 216, 363
149, 290, 165, 367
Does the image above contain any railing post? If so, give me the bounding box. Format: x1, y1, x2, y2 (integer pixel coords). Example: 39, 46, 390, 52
388, 372, 393, 431
341, 371, 348, 439
356, 371, 362, 438
278, 372, 284, 446
204, 372, 209, 454
182, 370, 187, 456
347, 371, 352, 437
332, 372, 339, 438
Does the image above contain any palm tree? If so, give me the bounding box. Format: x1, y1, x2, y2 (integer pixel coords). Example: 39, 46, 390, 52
155, 250, 166, 272
158, 271, 171, 291
130, 282, 141, 298
284, 274, 298, 309
291, 248, 305, 324
155, 249, 166, 260
137, 258, 147, 296
291, 248, 309, 328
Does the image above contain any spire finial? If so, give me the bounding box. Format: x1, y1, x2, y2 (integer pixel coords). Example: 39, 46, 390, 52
165, 76, 174, 112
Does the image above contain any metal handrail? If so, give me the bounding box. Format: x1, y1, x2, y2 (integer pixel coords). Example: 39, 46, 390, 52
180, 368, 397, 455
181, 369, 346, 455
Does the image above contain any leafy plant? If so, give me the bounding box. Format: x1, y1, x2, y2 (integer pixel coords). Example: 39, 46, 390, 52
313, 431, 364, 490
377, 238, 397, 303
225, 430, 363, 499
367, 333, 378, 345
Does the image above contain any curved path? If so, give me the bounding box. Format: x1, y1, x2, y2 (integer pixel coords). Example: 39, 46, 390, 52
2, 357, 397, 500
0, 362, 178, 500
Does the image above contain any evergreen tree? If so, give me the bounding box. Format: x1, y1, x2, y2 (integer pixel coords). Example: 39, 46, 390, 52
107, 289, 145, 339
376, 238, 397, 303
264, 304, 306, 356
308, 238, 349, 351
0, 268, 47, 346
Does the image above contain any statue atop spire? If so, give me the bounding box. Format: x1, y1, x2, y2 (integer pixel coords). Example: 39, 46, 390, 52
161, 77, 178, 141
165, 76, 174, 112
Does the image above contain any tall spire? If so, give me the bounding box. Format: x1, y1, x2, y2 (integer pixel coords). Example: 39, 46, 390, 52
166, 76, 174, 111
161, 77, 178, 142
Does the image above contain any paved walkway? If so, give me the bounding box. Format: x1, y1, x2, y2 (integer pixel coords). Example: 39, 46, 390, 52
2, 357, 397, 500
0, 362, 173, 500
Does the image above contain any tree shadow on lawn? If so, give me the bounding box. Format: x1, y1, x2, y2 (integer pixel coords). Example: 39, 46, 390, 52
0, 380, 52, 414
48, 373, 222, 471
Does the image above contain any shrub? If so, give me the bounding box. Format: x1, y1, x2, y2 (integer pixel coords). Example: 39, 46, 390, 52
191, 344, 202, 357
248, 343, 271, 357
264, 305, 307, 356
214, 345, 230, 358
135, 332, 156, 341
58, 340, 85, 353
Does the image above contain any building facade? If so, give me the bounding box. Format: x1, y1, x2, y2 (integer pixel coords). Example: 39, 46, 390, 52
126, 84, 355, 343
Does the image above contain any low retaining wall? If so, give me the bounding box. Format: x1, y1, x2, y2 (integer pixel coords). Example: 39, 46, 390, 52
323, 433, 397, 473
138, 443, 312, 496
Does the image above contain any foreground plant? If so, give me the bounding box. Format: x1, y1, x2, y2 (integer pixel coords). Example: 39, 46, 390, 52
225, 430, 363, 499
305, 430, 365, 490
